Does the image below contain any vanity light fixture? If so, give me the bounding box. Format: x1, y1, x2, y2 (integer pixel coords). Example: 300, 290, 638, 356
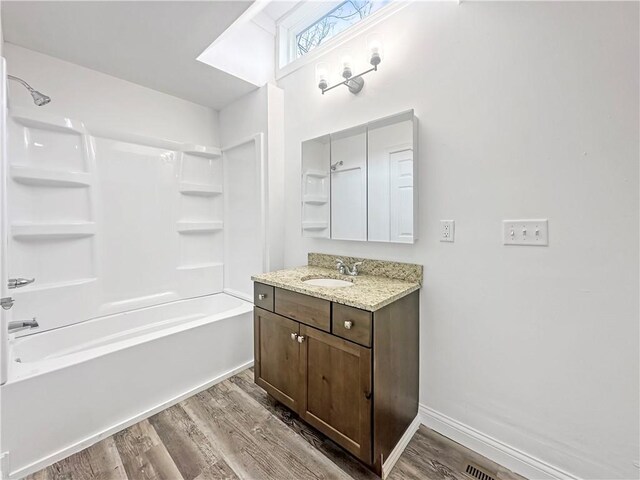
316, 34, 383, 95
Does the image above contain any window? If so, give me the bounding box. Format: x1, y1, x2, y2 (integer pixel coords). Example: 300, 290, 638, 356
277, 0, 395, 72
295, 1, 389, 58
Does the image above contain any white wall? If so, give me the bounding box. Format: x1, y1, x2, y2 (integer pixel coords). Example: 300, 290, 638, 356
0, 9, 3, 58
4, 44, 219, 145
220, 85, 268, 148
220, 84, 284, 277
266, 84, 285, 271
278, 2, 639, 479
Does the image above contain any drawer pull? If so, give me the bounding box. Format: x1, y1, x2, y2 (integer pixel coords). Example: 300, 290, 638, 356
297, 335, 305, 343
291, 332, 298, 340
344, 320, 353, 330
258, 294, 267, 300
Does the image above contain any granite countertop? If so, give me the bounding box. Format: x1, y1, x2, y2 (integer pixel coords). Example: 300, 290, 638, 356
251, 265, 420, 312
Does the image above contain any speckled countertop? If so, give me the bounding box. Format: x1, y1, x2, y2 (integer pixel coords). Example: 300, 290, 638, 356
251, 263, 421, 312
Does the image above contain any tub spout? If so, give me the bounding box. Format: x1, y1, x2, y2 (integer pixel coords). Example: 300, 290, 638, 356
8, 318, 38, 333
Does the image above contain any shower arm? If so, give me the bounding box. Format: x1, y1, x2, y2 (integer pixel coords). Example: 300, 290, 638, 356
7, 74, 36, 93
7, 74, 51, 106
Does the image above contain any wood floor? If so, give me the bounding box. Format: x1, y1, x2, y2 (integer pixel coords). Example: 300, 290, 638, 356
27, 368, 525, 480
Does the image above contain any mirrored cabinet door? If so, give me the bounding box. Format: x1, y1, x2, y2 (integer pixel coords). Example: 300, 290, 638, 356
330, 125, 367, 241
301, 110, 418, 243
367, 113, 416, 243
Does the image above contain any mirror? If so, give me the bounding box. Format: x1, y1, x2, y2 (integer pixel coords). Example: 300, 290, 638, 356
301, 134, 330, 238
367, 114, 416, 243
330, 125, 367, 241
301, 110, 417, 243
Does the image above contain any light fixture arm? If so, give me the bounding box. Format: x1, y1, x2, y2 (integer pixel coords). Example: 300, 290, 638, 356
320, 65, 378, 95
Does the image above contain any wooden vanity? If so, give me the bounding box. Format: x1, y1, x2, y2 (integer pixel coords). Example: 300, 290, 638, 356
252, 272, 419, 476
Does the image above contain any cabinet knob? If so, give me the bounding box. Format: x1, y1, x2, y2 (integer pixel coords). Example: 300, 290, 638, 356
291, 332, 298, 340
297, 335, 305, 343
344, 320, 353, 330
258, 294, 267, 300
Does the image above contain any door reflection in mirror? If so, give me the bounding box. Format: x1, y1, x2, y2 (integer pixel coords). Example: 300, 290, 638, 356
367, 118, 414, 243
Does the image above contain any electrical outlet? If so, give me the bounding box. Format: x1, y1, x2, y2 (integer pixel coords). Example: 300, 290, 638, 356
440, 220, 455, 242
503, 219, 548, 246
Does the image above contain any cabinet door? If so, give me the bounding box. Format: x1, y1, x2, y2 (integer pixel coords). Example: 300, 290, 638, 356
298, 324, 372, 463
254, 308, 301, 412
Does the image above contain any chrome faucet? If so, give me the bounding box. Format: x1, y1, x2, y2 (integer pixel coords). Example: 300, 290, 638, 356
8, 318, 38, 334
336, 259, 363, 276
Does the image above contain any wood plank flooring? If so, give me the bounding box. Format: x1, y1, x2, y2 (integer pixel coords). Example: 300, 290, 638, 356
27, 368, 525, 480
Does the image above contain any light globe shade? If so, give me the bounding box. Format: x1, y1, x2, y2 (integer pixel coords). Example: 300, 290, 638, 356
340, 53, 353, 78
368, 33, 384, 66
316, 62, 329, 90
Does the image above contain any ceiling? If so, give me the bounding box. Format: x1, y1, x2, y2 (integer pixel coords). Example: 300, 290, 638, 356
1, 1, 259, 110
262, 1, 299, 22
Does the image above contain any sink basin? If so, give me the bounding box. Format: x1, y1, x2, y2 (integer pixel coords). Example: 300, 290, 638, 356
302, 277, 354, 288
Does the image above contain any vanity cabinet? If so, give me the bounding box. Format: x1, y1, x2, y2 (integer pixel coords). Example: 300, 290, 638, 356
253, 282, 419, 475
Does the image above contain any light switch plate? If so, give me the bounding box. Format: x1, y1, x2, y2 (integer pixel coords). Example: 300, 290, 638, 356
503, 219, 548, 246
440, 220, 455, 242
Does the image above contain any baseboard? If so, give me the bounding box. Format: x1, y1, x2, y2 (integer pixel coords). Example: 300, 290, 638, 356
382, 414, 421, 479
419, 404, 580, 480
8, 361, 254, 480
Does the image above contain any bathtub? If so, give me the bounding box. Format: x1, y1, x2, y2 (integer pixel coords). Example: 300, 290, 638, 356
0, 293, 254, 479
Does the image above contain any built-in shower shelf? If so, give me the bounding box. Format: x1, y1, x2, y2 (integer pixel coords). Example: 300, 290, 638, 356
177, 262, 224, 271
181, 144, 222, 159
176, 221, 224, 233
11, 107, 87, 135
11, 165, 92, 188
179, 182, 223, 196
302, 221, 329, 231
11, 222, 97, 239
305, 170, 329, 178
22, 277, 98, 293
303, 195, 328, 205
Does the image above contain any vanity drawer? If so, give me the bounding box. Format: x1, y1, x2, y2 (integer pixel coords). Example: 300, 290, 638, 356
332, 303, 372, 347
254, 283, 274, 312
275, 288, 331, 332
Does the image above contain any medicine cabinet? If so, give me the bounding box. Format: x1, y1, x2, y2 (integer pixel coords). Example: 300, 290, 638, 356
301, 110, 418, 243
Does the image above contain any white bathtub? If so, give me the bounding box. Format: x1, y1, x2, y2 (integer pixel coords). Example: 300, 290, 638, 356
0, 293, 254, 479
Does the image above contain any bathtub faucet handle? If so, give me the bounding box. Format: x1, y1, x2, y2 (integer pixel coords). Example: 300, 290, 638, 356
8, 277, 35, 289
8, 317, 39, 334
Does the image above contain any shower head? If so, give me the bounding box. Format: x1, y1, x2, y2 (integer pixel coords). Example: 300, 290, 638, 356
30, 90, 51, 106
330, 160, 343, 171
7, 74, 51, 106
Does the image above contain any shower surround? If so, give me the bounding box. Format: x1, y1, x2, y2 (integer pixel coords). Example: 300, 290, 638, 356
7, 107, 226, 334
0, 106, 254, 479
